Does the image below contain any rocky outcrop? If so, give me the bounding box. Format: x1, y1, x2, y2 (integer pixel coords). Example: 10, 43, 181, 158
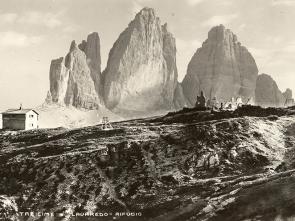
182, 25, 258, 106
47, 33, 102, 109
283, 88, 293, 100
255, 74, 285, 107
283, 88, 295, 106
102, 8, 179, 113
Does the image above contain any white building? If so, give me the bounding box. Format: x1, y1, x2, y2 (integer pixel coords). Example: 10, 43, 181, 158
1, 107, 39, 130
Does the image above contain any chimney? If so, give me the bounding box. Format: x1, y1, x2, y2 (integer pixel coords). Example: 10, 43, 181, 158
19, 103, 22, 110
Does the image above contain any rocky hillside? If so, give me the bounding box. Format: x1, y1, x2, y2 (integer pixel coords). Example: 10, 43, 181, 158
182, 25, 258, 106
1, 106, 295, 220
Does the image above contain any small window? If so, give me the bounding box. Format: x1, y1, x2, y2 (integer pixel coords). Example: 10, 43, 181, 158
31, 124, 34, 127
30, 115, 34, 118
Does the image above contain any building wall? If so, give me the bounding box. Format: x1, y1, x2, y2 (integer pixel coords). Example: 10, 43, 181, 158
2, 110, 39, 130
2, 114, 26, 130
25, 111, 39, 130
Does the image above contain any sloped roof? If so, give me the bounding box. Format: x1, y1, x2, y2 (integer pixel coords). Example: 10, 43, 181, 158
2, 109, 39, 115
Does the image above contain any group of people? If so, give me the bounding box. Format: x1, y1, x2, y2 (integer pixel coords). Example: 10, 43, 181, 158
195, 91, 247, 110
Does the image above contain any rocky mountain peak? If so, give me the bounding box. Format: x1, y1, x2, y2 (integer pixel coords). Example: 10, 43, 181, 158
136, 7, 156, 19
162, 22, 168, 31
283, 88, 293, 100
255, 73, 285, 107
85, 32, 101, 72
182, 25, 258, 106
283, 88, 295, 106
69, 40, 78, 52
78, 32, 102, 96
46, 7, 186, 115
255, 74, 295, 107
207, 24, 238, 43
102, 7, 181, 115
47, 34, 102, 109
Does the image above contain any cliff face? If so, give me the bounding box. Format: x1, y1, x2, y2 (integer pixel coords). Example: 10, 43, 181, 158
255, 74, 294, 107
182, 25, 258, 106
49, 57, 69, 104
78, 32, 102, 96
173, 83, 189, 109
102, 8, 179, 113
48, 33, 102, 109
63, 41, 100, 109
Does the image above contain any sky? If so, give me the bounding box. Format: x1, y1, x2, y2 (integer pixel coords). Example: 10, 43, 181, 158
0, 0, 294, 111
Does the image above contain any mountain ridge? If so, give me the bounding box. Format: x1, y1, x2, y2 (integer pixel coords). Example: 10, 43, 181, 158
42, 8, 293, 129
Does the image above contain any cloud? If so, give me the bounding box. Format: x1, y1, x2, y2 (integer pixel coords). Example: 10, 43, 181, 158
62, 25, 79, 33
271, 0, 295, 6
0, 11, 63, 28
186, 0, 206, 6
137, 0, 153, 2
248, 46, 295, 72
266, 36, 283, 44
248, 47, 273, 59
187, 0, 232, 6
283, 41, 295, 52
17, 11, 62, 28
0, 31, 43, 48
237, 23, 246, 31
0, 13, 18, 24
177, 38, 202, 51
219, 0, 233, 6
176, 38, 202, 79
201, 14, 238, 27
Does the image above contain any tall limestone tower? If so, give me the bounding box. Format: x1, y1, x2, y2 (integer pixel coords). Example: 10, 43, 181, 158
102, 8, 182, 114
182, 25, 258, 106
